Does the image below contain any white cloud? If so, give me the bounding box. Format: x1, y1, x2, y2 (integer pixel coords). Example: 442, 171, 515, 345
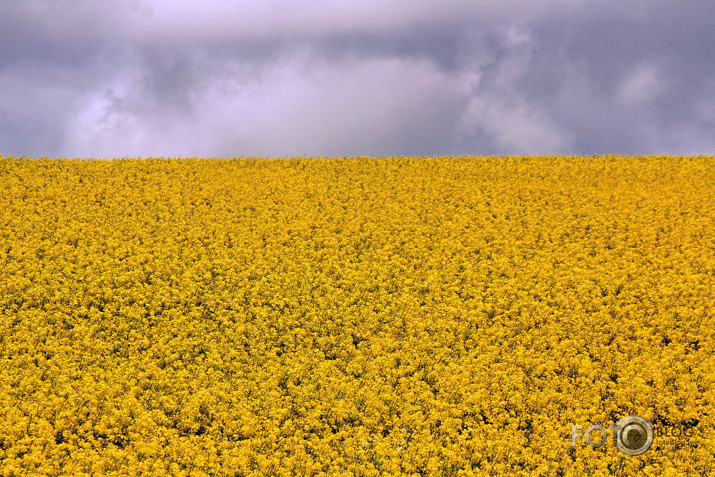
62, 51, 467, 158
63, 75, 149, 158
617, 62, 667, 106
458, 95, 573, 154
62, 19, 581, 158
119, 0, 596, 41
455, 23, 574, 154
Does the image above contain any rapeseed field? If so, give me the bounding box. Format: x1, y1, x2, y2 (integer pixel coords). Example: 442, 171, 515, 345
1, 155, 713, 476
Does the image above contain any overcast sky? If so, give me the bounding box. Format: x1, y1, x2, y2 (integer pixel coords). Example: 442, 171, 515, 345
1, 1, 713, 159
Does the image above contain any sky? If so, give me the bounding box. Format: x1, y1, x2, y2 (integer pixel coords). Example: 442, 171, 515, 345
1, 0, 713, 159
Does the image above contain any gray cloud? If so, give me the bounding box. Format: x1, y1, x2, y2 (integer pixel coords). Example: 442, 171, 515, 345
1, 1, 713, 158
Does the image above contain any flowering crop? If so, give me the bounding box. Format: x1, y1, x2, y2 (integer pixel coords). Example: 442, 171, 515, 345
0, 155, 714, 476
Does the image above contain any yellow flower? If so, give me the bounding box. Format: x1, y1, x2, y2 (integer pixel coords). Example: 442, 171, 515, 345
0, 155, 713, 475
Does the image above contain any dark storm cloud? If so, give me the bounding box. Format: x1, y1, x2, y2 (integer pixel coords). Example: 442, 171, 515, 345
0, 1, 713, 158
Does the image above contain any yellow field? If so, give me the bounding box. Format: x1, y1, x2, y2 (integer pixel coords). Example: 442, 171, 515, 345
1, 155, 713, 476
